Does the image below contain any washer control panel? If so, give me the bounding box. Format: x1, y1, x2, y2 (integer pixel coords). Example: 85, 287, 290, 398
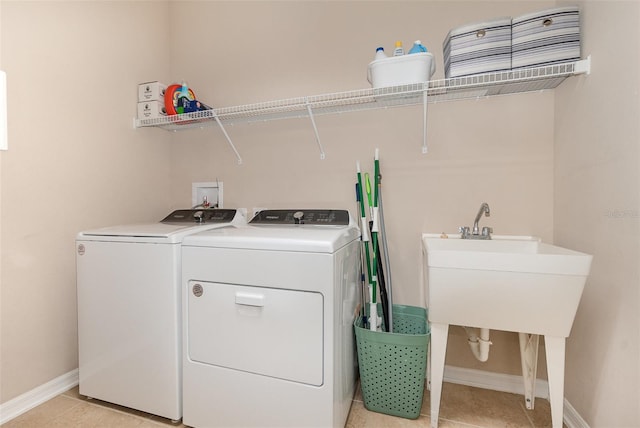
250, 209, 349, 225
161, 209, 237, 224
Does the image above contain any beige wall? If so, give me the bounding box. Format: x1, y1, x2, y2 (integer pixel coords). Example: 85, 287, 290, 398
555, 1, 640, 425
1, 1, 638, 426
168, 0, 556, 376
0, 1, 172, 402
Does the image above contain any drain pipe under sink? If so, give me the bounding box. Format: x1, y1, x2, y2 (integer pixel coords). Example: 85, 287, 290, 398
464, 327, 492, 362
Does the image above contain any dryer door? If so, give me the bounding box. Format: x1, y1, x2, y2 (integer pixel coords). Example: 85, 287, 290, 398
187, 281, 324, 386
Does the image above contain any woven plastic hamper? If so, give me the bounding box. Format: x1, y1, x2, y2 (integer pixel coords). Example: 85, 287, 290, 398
354, 304, 430, 419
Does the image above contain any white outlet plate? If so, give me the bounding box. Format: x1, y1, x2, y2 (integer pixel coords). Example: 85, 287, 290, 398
192, 182, 223, 208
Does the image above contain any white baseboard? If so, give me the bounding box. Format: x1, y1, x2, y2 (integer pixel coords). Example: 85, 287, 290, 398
444, 365, 550, 398
443, 365, 589, 428
1, 366, 589, 428
0, 369, 79, 425
563, 398, 590, 428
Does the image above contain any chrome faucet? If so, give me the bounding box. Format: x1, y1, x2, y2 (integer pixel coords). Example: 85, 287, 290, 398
460, 202, 492, 239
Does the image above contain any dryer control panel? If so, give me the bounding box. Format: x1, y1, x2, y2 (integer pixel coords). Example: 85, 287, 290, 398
250, 209, 349, 225
161, 209, 237, 224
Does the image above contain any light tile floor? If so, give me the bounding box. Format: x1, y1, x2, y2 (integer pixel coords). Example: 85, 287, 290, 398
2, 382, 559, 428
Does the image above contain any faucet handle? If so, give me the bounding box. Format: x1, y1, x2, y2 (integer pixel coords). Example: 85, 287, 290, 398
459, 226, 470, 237
482, 226, 493, 237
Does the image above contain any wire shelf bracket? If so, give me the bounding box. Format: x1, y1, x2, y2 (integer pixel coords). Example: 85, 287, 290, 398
212, 109, 242, 165
305, 97, 326, 160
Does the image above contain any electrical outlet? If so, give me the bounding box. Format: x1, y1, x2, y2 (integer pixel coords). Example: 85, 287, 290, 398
192, 182, 223, 208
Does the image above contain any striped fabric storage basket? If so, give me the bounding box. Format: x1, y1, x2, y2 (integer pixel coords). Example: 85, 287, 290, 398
512, 6, 580, 70
443, 17, 512, 78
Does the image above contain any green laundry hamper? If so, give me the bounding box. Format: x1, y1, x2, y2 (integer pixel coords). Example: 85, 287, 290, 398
354, 304, 430, 419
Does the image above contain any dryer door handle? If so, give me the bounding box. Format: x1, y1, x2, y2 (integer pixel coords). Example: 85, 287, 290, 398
235, 292, 265, 307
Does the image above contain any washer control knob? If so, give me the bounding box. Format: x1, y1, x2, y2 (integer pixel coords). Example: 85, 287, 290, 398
293, 211, 304, 224
193, 210, 204, 223
192, 283, 203, 297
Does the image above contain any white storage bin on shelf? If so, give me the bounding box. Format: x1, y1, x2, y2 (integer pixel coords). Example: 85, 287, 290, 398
137, 81, 166, 102
137, 101, 166, 119
512, 6, 580, 70
443, 17, 512, 78
367, 52, 436, 88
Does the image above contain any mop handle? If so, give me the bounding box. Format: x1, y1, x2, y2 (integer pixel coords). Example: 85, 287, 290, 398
374, 149, 380, 207
355, 183, 372, 281
365, 173, 373, 214
372, 150, 380, 233
355, 183, 369, 241
356, 163, 369, 239
355, 165, 373, 283
378, 181, 393, 332
358, 162, 378, 330
365, 173, 378, 306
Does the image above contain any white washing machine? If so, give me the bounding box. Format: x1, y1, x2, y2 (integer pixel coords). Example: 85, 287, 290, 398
181, 209, 361, 428
76, 209, 245, 421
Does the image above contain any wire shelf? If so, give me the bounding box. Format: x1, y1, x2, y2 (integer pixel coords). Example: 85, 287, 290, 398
134, 59, 589, 130
134, 58, 590, 161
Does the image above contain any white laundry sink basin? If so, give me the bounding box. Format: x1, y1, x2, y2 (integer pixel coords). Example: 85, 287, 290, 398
423, 233, 593, 428
422, 234, 592, 337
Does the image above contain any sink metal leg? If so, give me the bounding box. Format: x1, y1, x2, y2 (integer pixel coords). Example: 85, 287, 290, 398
429, 323, 449, 428
544, 335, 566, 428
518, 333, 540, 409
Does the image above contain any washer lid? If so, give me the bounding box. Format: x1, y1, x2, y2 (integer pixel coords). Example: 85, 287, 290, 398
183, 215, 359, 253
77, 209, 244, 243
183, 225, 359, 253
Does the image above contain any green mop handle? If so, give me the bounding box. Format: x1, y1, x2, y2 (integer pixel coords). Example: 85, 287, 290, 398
365, 173, 373, 217
366, 172, 379, 331
356, 163, 373, 283
365, 173, 378, 305
373, 149, 380, 233
355, 182, 372, 284
358, 163, 378, 330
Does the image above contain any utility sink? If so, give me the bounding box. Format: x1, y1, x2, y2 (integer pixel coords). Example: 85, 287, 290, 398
422, 234, 592, 337
422, 233, 592, 428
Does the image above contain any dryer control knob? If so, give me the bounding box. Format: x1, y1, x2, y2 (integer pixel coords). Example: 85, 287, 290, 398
293, 211, 304, 224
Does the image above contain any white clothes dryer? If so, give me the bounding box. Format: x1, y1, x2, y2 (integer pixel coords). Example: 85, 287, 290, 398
181, 209, 361, 428
76, 209, 244, 421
